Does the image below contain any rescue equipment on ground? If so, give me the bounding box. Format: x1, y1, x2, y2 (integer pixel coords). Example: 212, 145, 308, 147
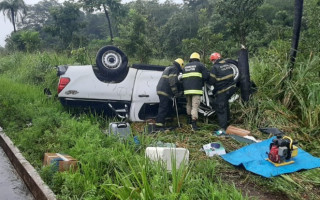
203, 142, 226, 156
43, 153, 78, 172
226, 125, 250, 136
145, 147, 189, 171
221, 137, 320, 178
266, 132, 298, 167
224, 125, 259, 143
108, 122, 131, 139
145, 123, 175, 134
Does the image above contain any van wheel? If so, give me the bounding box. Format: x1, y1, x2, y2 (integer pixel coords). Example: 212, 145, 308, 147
238, 48, 251, 102
96, 46, 128, 81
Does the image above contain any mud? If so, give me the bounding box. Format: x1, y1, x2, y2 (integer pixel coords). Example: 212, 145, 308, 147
0, 147, 34, 200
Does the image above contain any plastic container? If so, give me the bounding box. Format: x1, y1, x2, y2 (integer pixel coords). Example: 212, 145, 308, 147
108, 122, 131, 139
145, 147, 189, 171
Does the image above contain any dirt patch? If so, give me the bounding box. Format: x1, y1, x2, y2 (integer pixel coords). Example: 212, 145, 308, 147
216, 168, 290, 200
237, 181, 289, 200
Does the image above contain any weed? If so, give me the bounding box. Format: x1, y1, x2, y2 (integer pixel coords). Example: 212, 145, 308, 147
0, 51, 319, 199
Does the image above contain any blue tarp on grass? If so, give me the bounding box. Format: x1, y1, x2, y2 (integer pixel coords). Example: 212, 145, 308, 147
221, 137, 320, 178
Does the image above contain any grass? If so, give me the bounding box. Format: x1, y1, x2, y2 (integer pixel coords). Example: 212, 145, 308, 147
0, 50, 319, 199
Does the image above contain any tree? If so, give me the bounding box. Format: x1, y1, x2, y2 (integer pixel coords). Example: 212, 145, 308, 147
0, 0, 27, 32
182, 9, 223, 63
83, 13, 108, 40
45, 1, 85, 49
182, 28, 223, 64
130, 0, 180, 27
115, 9, 152, 63
183, 0, 210, 10
15, 0, 61, 49
78, 0, 122, 42
258, 0, 294, 24
160, 10, 198, 57
248, 0, 294, 51
301, 0, 320, 54
17, 0, 60, 31
217, 0, 264, 46
5, 30, 40, 52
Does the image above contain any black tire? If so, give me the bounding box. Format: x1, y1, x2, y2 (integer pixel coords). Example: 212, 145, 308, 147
96, 46, 128, 82
238, 48, 251, 102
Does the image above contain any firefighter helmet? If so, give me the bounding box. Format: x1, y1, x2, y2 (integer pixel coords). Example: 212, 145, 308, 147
174, 58, 184, 68
190, 52, 200, 60
210, 52, 221, 62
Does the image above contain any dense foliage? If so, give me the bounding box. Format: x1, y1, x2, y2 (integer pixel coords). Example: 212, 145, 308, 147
0, 50, 319, 199
0, 0, 320, 199
2, 0, 301, 58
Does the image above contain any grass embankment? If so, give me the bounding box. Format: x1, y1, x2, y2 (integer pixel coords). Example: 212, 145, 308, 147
0, 50, 319, 199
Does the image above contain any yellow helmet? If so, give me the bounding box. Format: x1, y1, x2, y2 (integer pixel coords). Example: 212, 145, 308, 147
174, 58, 184, 68
190, 52, 200, 60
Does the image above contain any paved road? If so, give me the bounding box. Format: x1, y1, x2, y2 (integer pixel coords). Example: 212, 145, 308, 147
0, 147, 34, 200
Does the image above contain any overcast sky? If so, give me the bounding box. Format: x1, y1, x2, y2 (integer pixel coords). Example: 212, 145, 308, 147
0, 0, 183, 47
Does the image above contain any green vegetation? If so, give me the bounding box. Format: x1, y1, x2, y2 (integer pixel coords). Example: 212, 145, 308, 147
0, 52, 251, 199
0, 45, 319, 199
0, 0, 320, 199
2, 0, 299, 58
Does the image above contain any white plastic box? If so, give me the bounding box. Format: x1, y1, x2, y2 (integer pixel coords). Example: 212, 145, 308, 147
108, 122, 131, 139
145, 147, 189, 171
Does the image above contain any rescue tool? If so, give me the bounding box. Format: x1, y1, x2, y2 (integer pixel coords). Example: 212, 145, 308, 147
260, 128, 298, 167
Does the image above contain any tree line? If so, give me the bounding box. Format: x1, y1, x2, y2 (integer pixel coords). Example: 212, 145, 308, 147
1, 0, 319, 64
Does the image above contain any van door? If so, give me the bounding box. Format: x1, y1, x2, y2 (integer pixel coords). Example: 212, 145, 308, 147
130, 69, 163, 121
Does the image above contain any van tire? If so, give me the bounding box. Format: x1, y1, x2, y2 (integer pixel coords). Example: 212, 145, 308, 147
238, 48, 251, 102
96, 46, 128, 82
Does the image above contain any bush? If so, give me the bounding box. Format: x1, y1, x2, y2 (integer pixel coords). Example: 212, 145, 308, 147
5, 30, 41, 52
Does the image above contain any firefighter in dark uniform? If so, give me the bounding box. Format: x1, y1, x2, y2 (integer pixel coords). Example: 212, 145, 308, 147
208, 52, 239, 135
155, 58, 184, 130
182, 52, 209, 131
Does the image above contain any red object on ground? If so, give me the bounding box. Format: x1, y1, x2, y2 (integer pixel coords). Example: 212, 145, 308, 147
268, 145, 280, 163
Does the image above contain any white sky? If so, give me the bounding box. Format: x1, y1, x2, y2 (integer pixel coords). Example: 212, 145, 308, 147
0, 0, 183, 47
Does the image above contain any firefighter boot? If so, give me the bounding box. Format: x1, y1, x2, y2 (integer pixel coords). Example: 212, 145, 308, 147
191, 120, 199, 131
187, 115, 192, 124
155, 123, 165, 132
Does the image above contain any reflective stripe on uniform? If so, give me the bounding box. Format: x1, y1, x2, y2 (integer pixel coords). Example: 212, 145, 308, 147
162, 74, 177, 78
157, 91, 169, 97
210, 73, 234, 81
184, 90, 203, 95
182, 72, 202, 78
156, 123, 164, 126
217, 84, 236, 94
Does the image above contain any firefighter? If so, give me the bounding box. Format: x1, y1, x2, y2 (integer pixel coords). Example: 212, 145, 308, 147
182, 52, 209, 131
208, 52, 239, 135
154, 58, 184, 131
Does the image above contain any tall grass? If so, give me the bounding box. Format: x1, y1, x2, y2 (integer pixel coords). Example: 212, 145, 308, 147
0, 51, 77, 94
247, 42, 320, 133
0, 50, 319, 199
284, 56, 320, 129
102, 153, 247, 200
0, 59, 246, 199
